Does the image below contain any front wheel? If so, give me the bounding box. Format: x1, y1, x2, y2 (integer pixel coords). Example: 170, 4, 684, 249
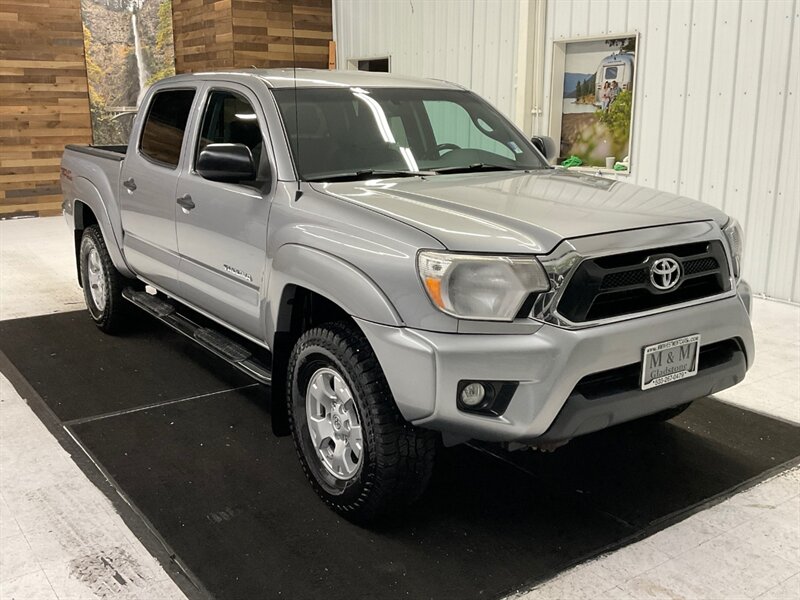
287, 321, 437, 523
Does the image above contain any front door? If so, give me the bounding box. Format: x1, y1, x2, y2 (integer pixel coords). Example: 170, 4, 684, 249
120, 87, 197, 291
174, 85, 273, 340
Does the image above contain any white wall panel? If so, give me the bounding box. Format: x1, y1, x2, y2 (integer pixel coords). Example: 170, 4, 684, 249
333, 0, 520, 119
769, 3, 799, 301
678, 0, 715, 203
335, 0, 799, 302
541, 0, 800, 302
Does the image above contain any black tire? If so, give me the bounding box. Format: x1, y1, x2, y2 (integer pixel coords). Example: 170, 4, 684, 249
287, 321, 437, 523
640, 402, 693, 423
79, 225, 132, 334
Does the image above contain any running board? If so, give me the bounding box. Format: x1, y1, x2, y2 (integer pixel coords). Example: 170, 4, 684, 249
122, 288, 272, 385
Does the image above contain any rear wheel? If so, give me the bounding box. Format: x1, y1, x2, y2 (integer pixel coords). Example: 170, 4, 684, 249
79, 225, 132, 333
287, 321, 437, 523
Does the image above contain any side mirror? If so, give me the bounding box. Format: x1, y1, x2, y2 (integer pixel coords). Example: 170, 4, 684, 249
531, 135, 558, 163
196, 143, 256, 183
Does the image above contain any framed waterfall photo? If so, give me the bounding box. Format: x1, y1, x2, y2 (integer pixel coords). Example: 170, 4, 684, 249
548, 33, 639, 172
80, 0, 176, 144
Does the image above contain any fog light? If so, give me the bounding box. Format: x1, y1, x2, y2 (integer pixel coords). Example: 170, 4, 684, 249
457, 381, 519, 416
460, 382, 486, 407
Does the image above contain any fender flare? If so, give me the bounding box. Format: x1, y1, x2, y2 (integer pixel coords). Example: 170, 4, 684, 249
266, 244, 402, 344
72, 177, 135, 278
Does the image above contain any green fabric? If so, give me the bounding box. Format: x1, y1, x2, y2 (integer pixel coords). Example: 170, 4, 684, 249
561, 155, 583, 168
613, 163, 628, 171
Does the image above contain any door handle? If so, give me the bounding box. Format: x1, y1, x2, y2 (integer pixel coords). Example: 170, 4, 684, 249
123, 178, 136, 192
176, 194, 195, 210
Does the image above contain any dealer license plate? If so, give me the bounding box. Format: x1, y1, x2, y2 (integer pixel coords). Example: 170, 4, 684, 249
641, 334, 701, 390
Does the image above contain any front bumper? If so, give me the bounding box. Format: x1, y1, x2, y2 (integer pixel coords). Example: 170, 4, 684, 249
356, 286, 754, 445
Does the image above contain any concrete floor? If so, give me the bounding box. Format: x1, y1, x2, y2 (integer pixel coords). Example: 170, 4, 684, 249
1, 216, 798, 599
0, 220, 183, 599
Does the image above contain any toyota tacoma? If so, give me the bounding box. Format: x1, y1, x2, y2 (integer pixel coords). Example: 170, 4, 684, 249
60, 69, 753, 521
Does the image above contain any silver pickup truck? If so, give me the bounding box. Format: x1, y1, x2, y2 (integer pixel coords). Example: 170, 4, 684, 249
61, 69, 753, 522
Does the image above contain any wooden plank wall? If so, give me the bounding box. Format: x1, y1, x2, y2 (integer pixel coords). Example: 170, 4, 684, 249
230, 0, 331, 69
0, 0, 92, 217
173, 0, 332, 73
0, 0, 331, 218
172, 0, 235, 72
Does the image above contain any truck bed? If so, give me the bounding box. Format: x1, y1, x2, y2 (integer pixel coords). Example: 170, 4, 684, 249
64, 144, 127, 161
61, 144, 128, 235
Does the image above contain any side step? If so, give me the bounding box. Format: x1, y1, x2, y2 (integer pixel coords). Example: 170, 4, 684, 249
122, 288, 272, 385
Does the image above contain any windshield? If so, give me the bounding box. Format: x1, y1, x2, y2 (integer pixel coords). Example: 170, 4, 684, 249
272, 87, 548, 181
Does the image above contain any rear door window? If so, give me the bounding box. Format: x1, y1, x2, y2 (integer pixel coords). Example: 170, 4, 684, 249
139, 89, 196, 168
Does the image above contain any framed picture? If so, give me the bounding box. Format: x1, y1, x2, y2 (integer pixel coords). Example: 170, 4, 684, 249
548, 33, 639, 172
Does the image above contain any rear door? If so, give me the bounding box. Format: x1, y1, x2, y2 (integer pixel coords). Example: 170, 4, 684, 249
120, 87, 197, 291
174, 83, 273, 340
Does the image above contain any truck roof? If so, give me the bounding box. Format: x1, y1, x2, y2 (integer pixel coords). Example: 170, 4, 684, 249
161, 68, 462, 90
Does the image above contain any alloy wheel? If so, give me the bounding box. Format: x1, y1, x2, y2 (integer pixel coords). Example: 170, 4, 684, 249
305, 367, 364, 480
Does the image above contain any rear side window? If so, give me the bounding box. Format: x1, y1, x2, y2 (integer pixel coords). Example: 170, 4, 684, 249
140, 89, 196, 168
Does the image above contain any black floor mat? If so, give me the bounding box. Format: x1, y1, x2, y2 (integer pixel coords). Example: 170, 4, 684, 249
2, 311, 799, 600
0, 311, 253, 421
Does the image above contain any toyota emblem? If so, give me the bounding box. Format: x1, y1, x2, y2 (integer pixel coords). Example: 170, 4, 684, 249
650, 257, 682, 291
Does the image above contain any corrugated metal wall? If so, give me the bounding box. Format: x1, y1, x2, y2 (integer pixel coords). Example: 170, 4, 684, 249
333, 0, 521, 119
334, 0, 799, 303
542, 0, 799, 303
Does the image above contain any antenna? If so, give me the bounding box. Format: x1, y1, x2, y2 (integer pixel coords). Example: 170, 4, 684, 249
291, 5, 301, 200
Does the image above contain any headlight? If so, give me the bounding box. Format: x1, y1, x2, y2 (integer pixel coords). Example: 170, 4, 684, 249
417, 251, 550, 321
722, 218, 744, 279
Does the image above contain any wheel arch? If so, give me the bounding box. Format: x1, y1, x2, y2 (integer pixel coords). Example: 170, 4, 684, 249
265, 245, 403, 436
266, 244, 402, 344
71, 178, 134, 283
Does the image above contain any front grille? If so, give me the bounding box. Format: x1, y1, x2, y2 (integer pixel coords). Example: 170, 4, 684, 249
601, 268, 648, 289
684, 257, 719, 275
557, 240, 731, 323
574, 339, 741, 400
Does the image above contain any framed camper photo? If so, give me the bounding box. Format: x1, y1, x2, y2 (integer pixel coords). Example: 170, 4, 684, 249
548, 33, 639, 172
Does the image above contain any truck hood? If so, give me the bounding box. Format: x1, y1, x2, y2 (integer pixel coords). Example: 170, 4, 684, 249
312, 169, 728, 254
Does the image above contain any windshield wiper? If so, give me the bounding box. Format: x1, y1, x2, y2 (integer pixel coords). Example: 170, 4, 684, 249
432, 163, 523, 174
305, 169, 434, 183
